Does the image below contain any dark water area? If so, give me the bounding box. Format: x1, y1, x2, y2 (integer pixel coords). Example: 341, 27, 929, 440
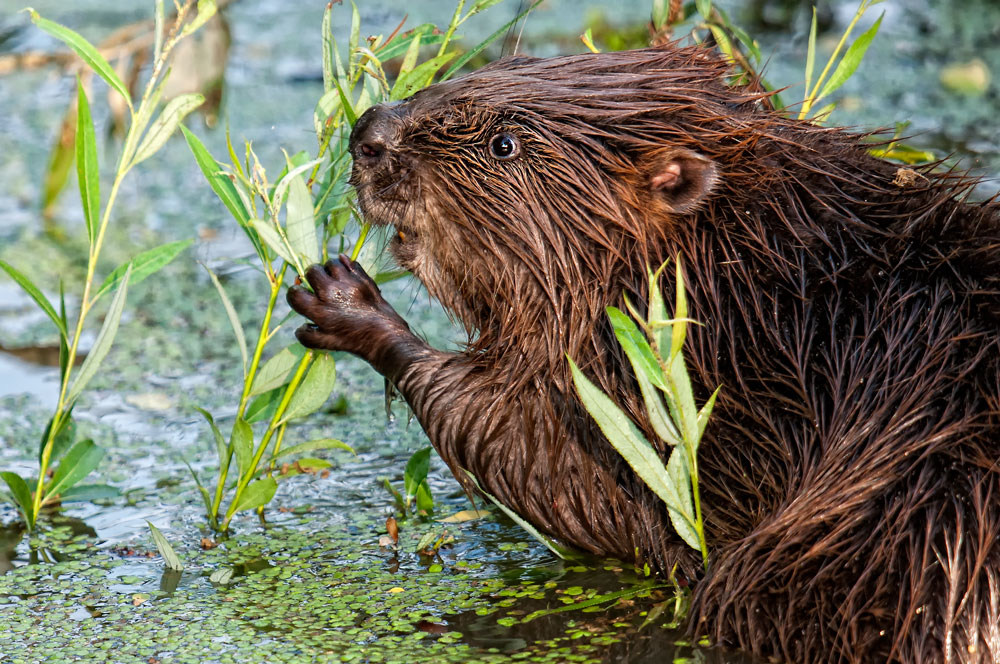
0, 0, 997, 662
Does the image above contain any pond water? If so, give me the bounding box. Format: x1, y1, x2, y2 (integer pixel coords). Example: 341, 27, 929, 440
0, 0, 997, 662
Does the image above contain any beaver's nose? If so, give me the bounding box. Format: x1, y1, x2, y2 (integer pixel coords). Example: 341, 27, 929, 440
350, 102, 403, 166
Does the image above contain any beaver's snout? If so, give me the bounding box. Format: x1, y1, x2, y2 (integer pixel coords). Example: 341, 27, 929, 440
349, 102, 404, 167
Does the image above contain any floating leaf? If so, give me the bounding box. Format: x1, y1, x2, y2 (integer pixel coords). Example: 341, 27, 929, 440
147, 521, 184, 571
131, 93, 205, 167
67, 265, 131, 405
210, 567, 234, 585
280, 352, 336, 423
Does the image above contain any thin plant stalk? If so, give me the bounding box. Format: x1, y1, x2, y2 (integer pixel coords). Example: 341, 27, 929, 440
32, 0, 200, 523
209, 261, 288, 519
799, 0, 875, 119
222, 351, 313, 528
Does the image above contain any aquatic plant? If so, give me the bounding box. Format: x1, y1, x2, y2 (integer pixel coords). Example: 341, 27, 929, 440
183, 0, 536, 530
571, 260, 717, 570
0, 1, 216, 530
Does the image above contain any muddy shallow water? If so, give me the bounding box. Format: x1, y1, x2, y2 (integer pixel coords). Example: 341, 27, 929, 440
0, 0, 997, 662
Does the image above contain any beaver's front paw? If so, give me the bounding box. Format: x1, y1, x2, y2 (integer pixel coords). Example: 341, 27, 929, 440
286, 255, 409, 359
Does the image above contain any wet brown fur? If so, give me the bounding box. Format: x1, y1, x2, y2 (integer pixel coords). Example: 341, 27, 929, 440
290, 45, 1000, 663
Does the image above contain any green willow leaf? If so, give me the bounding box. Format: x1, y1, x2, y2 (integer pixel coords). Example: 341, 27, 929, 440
804, 7, 818, 99
464, 470, 580, 561
250, 344, 307, 397
569, 357, 684, 509
816, 13, 884, 102
415, 481, 434, 514
180, 0, 217, 38
230, 417, 253, 478
390, 52, 454, 101
283, 170, 319, 264
404, 447, 431, 499
39, 412, 76, 466
95, 239, 193, 300
670, 259, 688, 359
181, 125, 250, 225
266, 438, 353, 464
67, 265, 131, 405
0, 472, 33, 526
665, 447, 700, 549
607, 306, 666, 390
131, 93, 205, 167
203, 264, 248, 377
245, 387, 282, 424
75, 80, 99, 245
194, 406, 227, 465
27, 9, 132, 110
696, 386, 721, 443
440, 0, 543, 81
147, 521, 184, 571
280, 352, 336, 423
396, 32, 421, 78
250, 218, 296, 266
0, 260, 66, 339
331, 75, 357, 127
45, 439, 104, 501
232, 478, 277, 513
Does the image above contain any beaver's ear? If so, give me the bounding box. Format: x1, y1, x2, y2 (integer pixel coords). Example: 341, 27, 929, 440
647, 150, 718, 214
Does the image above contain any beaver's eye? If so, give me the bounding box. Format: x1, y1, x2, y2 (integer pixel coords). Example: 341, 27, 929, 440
488, 133, 520, 160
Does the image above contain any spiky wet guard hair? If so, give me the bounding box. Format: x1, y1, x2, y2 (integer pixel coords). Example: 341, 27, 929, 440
350, 46, 1000, 662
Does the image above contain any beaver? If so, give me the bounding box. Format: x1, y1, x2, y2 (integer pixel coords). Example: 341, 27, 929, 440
286, 46, 1000, 663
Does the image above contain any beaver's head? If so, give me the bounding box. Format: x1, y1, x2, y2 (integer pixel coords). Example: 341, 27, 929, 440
347, 47, 776, 350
